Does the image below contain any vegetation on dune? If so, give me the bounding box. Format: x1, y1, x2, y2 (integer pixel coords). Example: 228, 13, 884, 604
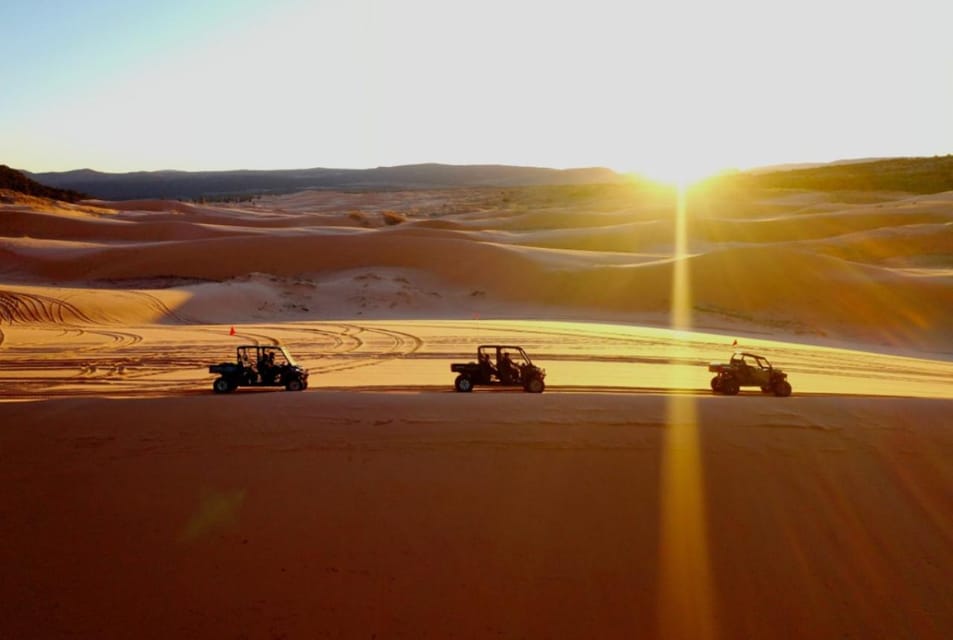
381, 210, 407, 225
726, 155, 953, 194
0, 165, 90, 202
191, 193, 259, 204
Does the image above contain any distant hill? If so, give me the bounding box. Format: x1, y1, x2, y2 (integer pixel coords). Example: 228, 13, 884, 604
745, 157, 890, 174
25, 164, 625, 201
0, 165, 89, 202
737, 155, 953, 193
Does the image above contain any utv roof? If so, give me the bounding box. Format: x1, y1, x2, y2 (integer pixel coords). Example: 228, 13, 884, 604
237, 345, 290, 351
478, 345, 528, 350
237, 344, 295, 362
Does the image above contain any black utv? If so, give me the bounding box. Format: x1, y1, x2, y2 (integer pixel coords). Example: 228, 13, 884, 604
208, 345, 309, 393
709, 352, 792, 397
451, 345, 546, 393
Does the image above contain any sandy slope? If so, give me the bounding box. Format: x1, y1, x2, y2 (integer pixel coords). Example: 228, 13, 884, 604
2, 185, 953, 638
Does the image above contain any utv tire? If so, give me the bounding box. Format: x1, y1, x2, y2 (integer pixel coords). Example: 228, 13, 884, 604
721, 377, 740, 395
525, 377, 545, 394
711, 376, 723, 393
213, 377, 232, 394
773, 380, 792, 397
285, 378, 304, 392
454, 375, 473, 392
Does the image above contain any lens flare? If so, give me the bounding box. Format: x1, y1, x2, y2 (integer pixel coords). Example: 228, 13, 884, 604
658, 185, 718, 639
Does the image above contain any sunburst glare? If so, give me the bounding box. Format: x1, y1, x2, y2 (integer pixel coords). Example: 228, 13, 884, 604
658, 184, 717, 639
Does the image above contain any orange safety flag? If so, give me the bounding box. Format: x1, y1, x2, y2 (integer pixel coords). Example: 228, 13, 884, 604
732, 339, 738, 346
229, 326, 236, 336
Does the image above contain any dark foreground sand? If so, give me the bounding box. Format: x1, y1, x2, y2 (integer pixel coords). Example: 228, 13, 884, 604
2, 391, 951, 639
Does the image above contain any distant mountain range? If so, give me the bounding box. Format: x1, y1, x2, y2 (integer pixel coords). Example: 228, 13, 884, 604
23, 164, 625, 201
9, 156, 953, 202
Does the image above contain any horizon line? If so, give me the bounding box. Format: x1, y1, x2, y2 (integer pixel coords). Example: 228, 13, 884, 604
19, 154, 952, 177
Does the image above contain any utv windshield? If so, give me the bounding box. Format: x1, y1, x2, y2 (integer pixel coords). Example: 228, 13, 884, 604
258, 347, 295, 367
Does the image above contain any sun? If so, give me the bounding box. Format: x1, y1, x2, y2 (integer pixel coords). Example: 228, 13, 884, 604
639, 160, 727, 188
621, 153, 733, 188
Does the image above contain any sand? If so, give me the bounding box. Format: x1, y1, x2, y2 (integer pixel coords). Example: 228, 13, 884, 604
1, 184, 952, 638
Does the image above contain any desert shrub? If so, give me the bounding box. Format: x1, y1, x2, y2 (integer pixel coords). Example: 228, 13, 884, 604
381, 210, 407, 225
348, 211, 371, 226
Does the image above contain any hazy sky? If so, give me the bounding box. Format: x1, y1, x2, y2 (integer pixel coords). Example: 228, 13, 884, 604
3, 0, 951, 181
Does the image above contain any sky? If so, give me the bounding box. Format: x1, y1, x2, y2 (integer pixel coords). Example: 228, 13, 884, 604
2, 0, 951, 182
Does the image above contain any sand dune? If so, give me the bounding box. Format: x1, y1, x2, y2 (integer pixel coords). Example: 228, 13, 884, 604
807, 221, 953, 265
92, 198, 208, 214
0, 207, 258, 242
5, 232, 949, 348
2, 185, 953, 638
2, 187, 953, 350
698, 208, 953, 243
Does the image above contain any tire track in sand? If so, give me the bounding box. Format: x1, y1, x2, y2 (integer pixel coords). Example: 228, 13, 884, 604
0, 291, 162, 393
125, 290, 196, 324
0, 290, 95, 324
299, 323, 423, 375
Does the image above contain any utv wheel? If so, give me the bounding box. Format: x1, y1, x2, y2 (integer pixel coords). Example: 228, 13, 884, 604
285, 378, 304, 392
525, 377, 545, 393
710, 376, 723, 393
213, 377, 232, 394
722, 377, 740, 395
454, 375, 473, 393
773, 380, 792, 397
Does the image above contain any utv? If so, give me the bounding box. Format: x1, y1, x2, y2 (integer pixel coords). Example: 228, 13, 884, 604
709, 352, 792, 397
451, 345, 546, 393
208, 345, 309, 393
